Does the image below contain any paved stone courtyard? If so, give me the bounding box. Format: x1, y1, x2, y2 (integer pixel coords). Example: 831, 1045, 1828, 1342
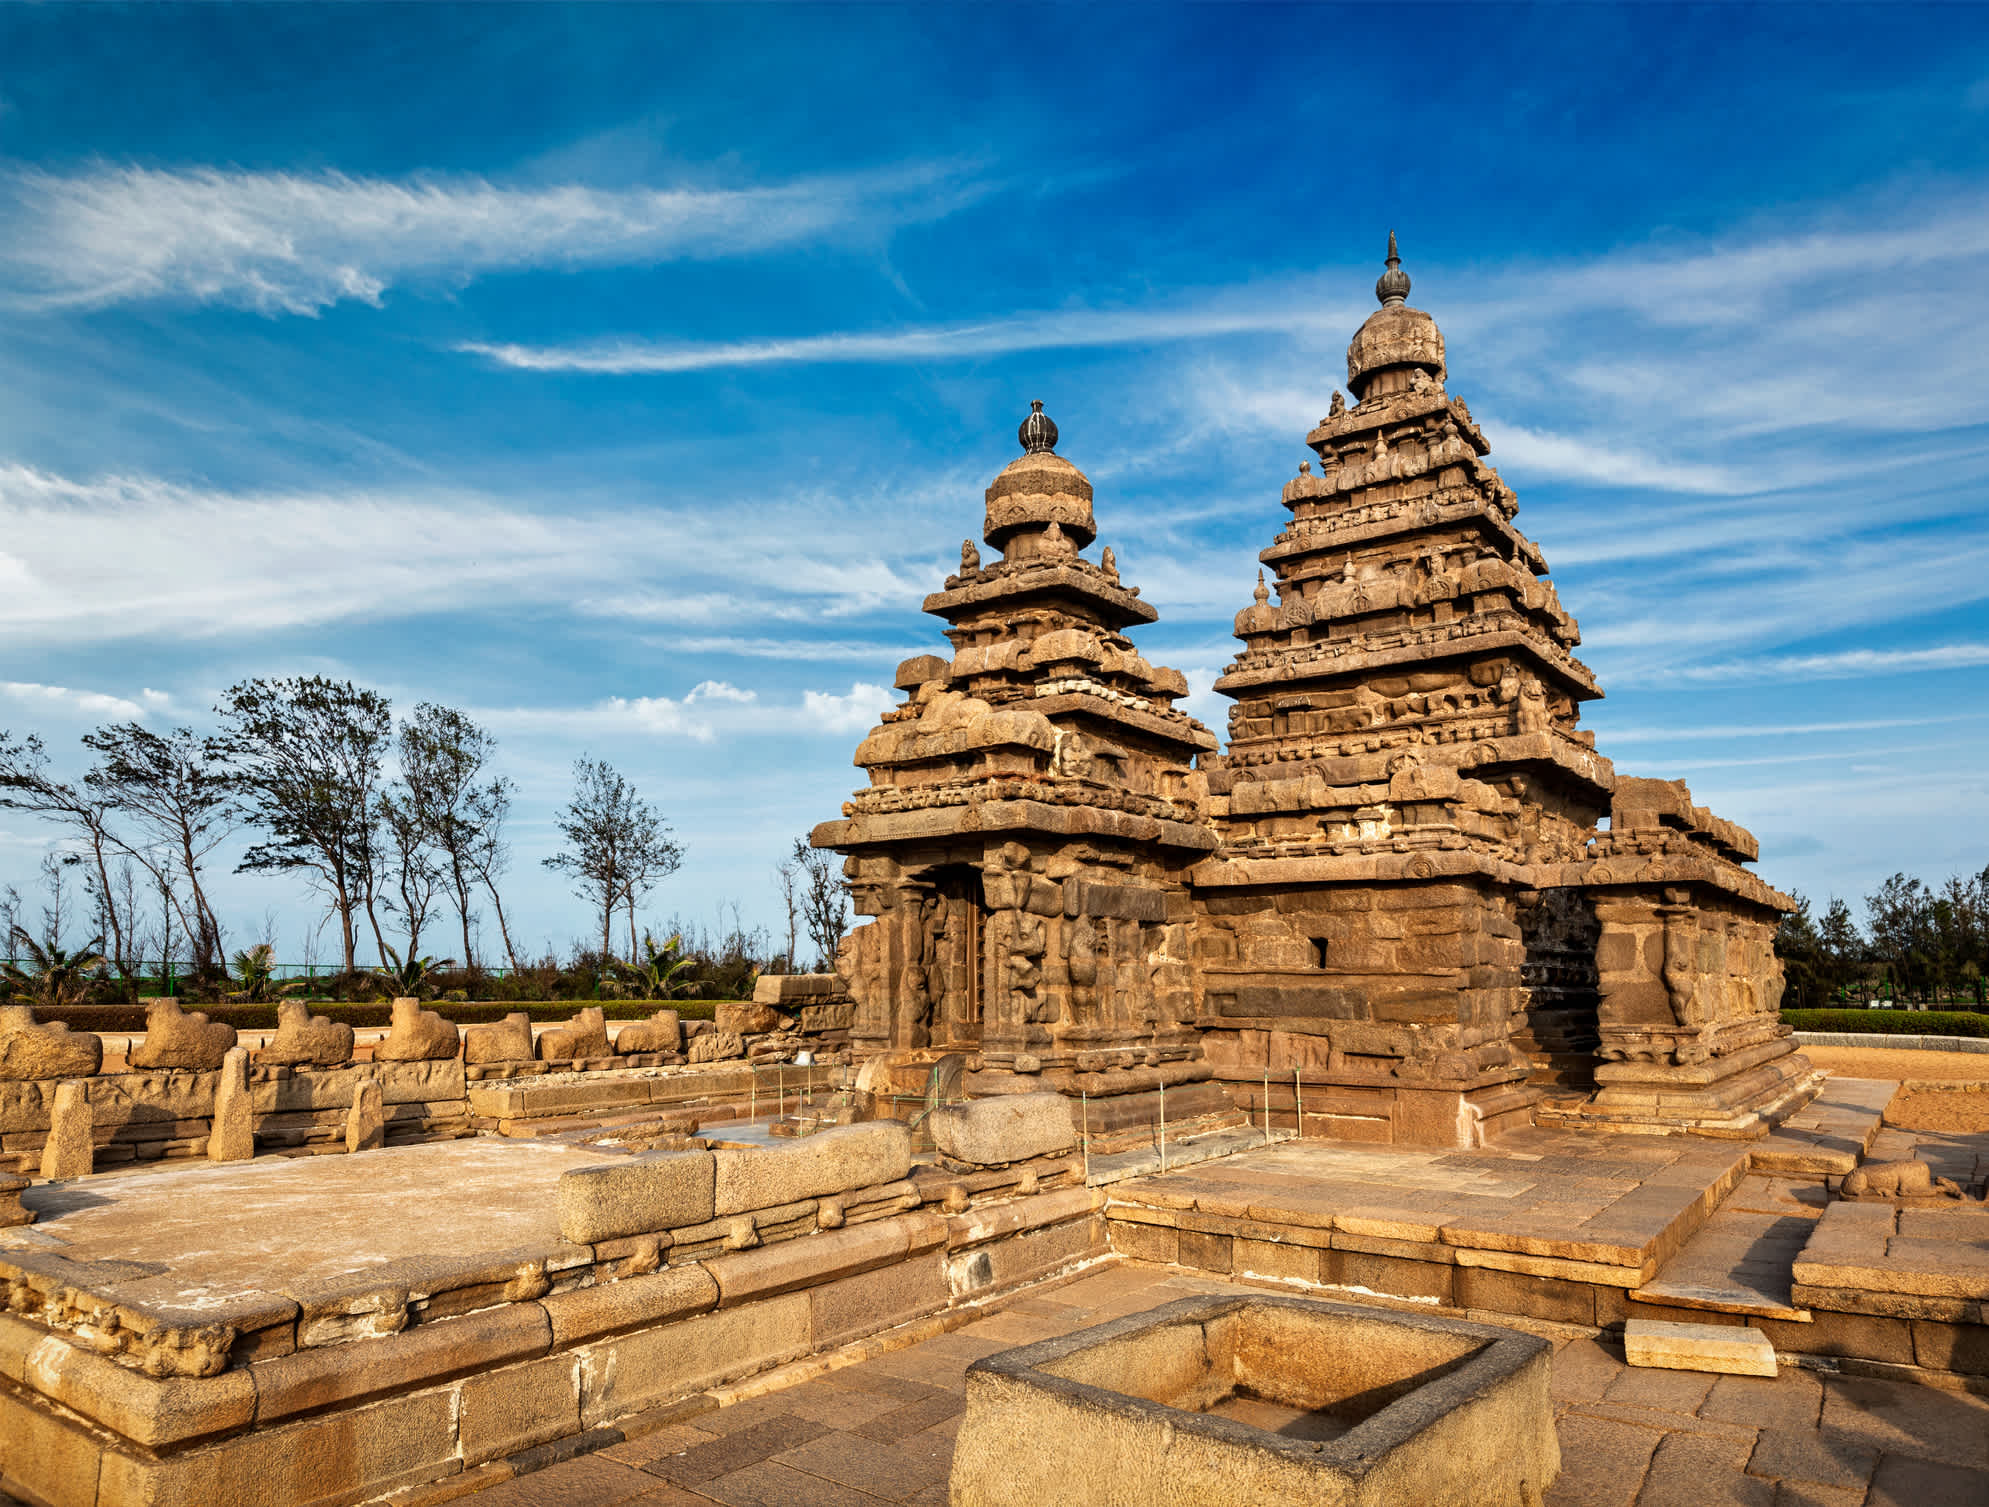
407, 1263, 1988, 1507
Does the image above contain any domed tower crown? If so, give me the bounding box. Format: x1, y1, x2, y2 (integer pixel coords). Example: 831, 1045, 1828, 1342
1345, 232, 1446, 401
984, 400, 1095, 554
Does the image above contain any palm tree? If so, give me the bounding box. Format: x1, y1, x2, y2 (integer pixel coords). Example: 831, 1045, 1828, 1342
227, 942, 303, 1003
2, 927, 107, 1009
369, 943, 456, 1000
606, 932, 703, 1001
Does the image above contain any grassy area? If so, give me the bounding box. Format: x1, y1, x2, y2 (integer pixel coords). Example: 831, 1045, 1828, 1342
37, 999, 727, 1032
1782, 1007, 1989, 1038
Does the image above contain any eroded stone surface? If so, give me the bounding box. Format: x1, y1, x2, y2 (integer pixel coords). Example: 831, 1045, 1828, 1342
539, 1008, 609, 1062
253, 1001, 355, 1068
0, 1005, 102, 1081
127, 999, 236, 1072
615, 1009, 683, 1055
373, 998, 460, 1062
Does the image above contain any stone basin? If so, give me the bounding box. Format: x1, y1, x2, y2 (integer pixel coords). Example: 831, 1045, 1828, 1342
949, 1294, 1558, 1507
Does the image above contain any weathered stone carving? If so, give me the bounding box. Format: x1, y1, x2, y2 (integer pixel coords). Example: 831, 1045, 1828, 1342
537, 1007, 608, 1062
616, 1008, 683, 1055
0, 1006, 102, 1081
253, 1001, 355, 1067
464, 1012, 534, 1064
688, 1029, 745, 1063
128, 998, 237, 1071
373, 998, 459, 1062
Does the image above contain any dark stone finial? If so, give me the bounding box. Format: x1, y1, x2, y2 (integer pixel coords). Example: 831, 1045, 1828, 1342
1018, 399, 1059, 454
1376, 229, 1411, 308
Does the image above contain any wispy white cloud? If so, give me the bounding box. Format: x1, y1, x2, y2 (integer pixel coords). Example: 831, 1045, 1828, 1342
0, 680, 151, 722
1599, 713, 1983, 743
1621, 642, 1989, 686
0, 160, 990, 315
461, 298, 1357, 373
684, 680, 755, 704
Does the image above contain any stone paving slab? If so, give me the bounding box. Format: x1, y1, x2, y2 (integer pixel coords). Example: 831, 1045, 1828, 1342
1103, 1127, 1748, 1275
1793, 1199, 1989, 1317
433, 1262, 1989, 1507
1633, 1174, 1826, 1320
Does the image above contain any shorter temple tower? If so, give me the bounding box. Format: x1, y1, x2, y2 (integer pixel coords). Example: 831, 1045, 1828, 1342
812, 405, 1234, 1139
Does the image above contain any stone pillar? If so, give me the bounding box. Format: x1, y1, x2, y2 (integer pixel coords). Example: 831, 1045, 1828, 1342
40, 1080, 93, 1180
346, 1078, 384, 1153
208, 1046, 255, 1162
0, 1171, 35, 1226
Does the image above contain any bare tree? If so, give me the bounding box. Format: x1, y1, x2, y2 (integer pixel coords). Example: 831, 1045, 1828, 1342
396, 705, 511, 970
216, 677, 392, 975
0, 732, 136, 972
82, 724, 235, 974
36, 851, 73, 951
793, 838, 849, 971
774, 846, 801, 972
377, 785, 440, 960
543, 758, 683, 960
464, 777, 521, 971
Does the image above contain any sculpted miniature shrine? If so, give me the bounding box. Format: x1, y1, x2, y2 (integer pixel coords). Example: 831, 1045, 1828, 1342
815, 236, 1811, 1149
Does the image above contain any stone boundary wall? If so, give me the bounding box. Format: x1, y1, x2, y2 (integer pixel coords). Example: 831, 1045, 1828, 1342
0, 1102, 1097, 1507
1793, 1032, 1989, 1055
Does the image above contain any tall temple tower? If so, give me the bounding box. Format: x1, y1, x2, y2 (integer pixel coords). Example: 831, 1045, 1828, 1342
812, 406, 1235, 1137
1189, 235, 1808, 1144
815, 239, 1811, 1149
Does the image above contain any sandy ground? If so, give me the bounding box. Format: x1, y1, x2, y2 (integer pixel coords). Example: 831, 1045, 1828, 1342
1804, 1043, 1989, 1081
1800, 1046, 1989, 1133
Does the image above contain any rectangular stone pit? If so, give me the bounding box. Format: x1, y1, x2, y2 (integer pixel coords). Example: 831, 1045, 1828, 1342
950, 1294, 1557, 1507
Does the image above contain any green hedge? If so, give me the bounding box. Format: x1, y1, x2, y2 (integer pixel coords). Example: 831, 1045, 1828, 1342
1782, 1007, 1989, 1038
34, 999, 726, 1032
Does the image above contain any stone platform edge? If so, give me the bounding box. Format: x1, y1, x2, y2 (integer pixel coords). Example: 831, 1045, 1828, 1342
0, 1184, 1108, 1507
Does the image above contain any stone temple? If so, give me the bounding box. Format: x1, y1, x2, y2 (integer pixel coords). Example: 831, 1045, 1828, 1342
814, 235, 1811, 1150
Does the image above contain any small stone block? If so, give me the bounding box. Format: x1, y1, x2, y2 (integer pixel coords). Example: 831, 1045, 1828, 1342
1623, 1318, 1776, 1377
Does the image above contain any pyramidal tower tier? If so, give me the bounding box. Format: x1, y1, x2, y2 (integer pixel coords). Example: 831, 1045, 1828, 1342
812, 406, 1237, 1140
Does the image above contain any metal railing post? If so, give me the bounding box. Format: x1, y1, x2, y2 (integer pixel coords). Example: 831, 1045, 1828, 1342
1295, 1068, 1303, 1139
1158, 1078, 1167, 1172
1080, 1088, 1090, 1183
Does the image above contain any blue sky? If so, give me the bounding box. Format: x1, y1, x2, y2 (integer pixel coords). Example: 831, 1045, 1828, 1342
1, 4, 1986, 963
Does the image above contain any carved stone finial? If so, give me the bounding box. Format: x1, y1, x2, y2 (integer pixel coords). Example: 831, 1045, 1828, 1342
1018, 399, 1058, 454
1253, 569, 1270, 606
961, 538, 981, 573
1376, 230, 1411, 308
1299, 460, 1312, 475
1329, 389, 1346, 417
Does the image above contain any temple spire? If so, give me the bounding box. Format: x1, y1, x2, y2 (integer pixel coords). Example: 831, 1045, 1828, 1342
1018, 399, 1059, 454
1376, 230, 1411, 308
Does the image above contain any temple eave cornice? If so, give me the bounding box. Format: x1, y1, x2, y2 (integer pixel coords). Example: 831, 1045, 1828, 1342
1213, 628, 1602, 699
923, 566, 1157, 627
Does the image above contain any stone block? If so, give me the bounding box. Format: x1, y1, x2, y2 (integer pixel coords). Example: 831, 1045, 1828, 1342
253, 1001, 354, 1068
1912, 1319, 1989, 1375
1455, 1265, 1596, 1325
0, 1006, 100, 1081
709, 1218, 911, 1308
716, 1001, 786, 1035
23, 1329, 257, 1447
373, 998, 459, 1062
947, 1216, 1106, 1301
1623, 1318, 1776, 1377
542, 1264, 718, 1348
689, 1029, 745, 1062
458, 1350, 583, 1464
345, 1077, 384, 1153
1110, 1219, 1179, 1266
39, 1080, 93, 1180
465, 1012, 533, 1065
0, 1378, 105, 1507
614, 1009, 682, 1055
927, 1092, 1077, 1167
1233, 1238, 1325, 1286
250, 1303, 550, 1422
558, 1150, 717, 1244
97, 1385, 460, 1507
1177, 1229, 1234, 1273
808, 1250, 950, 1348
538, 1008, 608, 1062
129, 998, 236, 1071
711, 1121, 913, 1216
576, 1290, 812, 1426
208, 1046, 255, 1162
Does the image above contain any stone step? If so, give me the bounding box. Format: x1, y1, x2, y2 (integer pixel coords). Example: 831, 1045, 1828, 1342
1629, 1172, 1827, 1321
1749, 1076, 1896, 1176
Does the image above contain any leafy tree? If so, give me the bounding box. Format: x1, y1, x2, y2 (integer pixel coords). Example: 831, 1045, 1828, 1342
377, 784, 441, 961
216, 677, 392, 976
793, 838, 849, 971
543, 758, 683, 960
1817, 898, 1865, 1003
228, 942, 303, 1003
2, 927, 106, 1009
1774, 895, 1825, 1010
82, 724, 236, 975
